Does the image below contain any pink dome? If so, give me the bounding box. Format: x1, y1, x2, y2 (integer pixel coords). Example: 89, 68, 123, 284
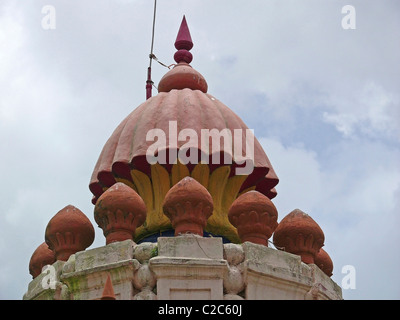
89, 88, 279, 204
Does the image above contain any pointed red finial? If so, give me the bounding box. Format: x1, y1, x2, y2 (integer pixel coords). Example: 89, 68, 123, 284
175, 15, 193, 50
174, 15, 193, 64
158, 15, 208, 93
101, 273, 116, 300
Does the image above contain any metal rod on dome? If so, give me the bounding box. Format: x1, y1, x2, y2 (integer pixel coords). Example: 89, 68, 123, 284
146, 0, 157, 100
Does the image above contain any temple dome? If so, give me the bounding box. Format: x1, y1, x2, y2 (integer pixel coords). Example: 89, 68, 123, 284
89, 16, 279, 243
90, 89, 278, 198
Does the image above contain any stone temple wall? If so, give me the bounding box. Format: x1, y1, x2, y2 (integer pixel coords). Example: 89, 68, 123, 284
24, 236, 342, 300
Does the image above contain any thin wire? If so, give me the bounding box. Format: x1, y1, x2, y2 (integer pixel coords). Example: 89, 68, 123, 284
150, 53, 175, 69
149, 0, 157, 68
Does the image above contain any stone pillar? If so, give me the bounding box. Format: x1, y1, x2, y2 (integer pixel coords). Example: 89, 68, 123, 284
132, 242, 157, 300
241, 242, 342, 300
223, 243, 245, 300
149, 235, 228, 300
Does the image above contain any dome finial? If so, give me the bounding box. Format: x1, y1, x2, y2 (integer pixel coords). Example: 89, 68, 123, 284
174, 15, 193, 64
158, 15, 207, 93
175, 15, 193, 51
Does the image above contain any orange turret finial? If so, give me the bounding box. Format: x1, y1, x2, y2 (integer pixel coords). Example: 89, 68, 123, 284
315, 248, 334, 277
273, 209, 325, 264
163, 177, 213, 236
29, 242, 56, 279
94, 182, 147, 245
100, 273, 116, 300
228, 191, 278, 246
45, 205, 95, 261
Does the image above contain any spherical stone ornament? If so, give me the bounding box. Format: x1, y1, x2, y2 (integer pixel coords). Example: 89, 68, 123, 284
29, 242, 56, 279
314, 248, 334, 277
94, 182, 147, 245
228, 191, 278, 246
45, 205, 95, 261
223, 266, 245, 295
133, 288, 157, 300
133, 242, 158, 264
162, 177, 213, 236
133, 264, 156, 291
223, 243, 245, 266
224, 293, 244, 300
273, 209, 325, 264
174, 50, 193, 64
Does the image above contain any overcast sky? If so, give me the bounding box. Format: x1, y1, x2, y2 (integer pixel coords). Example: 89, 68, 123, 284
1, 0, 399, 300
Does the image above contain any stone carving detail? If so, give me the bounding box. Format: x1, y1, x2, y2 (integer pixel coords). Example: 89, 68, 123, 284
132, 242, 157, 300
